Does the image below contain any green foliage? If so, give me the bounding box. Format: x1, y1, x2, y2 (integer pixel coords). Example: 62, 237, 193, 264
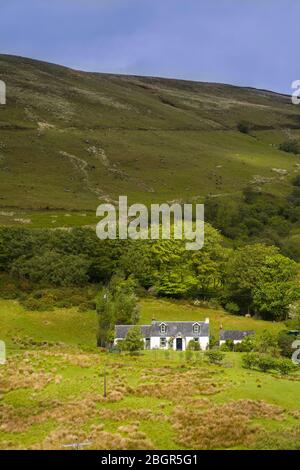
96, 276, 140, 348
187, 339, 201, 351
120, 326, 144, 354
242, 352, 259, 370
276, 358, 297, 375
277, 330, 300, 358
237, 121, 250, 134
279, 140, 300, 155
242, 352, 296, 375
235, 334, 255, 352
224, 244, 298, 320
150, 224, 228, 298
205, 187, 300, 261
205, 349, 225, 365
11, 251, 90, 287
21, 287, 97, 312
225, 302, 240, 314
254, 330, 280, 355
184, 349, 193, 362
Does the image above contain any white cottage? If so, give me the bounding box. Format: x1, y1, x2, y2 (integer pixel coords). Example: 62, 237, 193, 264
219, 330, 255, 346
115, 319, 210, 351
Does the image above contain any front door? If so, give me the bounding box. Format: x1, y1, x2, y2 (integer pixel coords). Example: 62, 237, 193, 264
176, 338, 183, 351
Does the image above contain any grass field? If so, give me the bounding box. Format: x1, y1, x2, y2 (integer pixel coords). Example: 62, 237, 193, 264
1, 54, 300, 224
1, 298, 299, 450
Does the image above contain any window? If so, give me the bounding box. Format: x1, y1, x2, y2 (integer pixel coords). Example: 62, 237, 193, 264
193, 323, 200, 334
160, 323, 166, 334
160, 337, 167, 348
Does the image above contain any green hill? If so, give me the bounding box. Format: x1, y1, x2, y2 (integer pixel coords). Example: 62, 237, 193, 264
0, 54, 300, 227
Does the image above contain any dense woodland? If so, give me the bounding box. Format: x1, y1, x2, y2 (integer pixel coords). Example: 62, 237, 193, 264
0, 210, 299, 325
205, 178, 300, 261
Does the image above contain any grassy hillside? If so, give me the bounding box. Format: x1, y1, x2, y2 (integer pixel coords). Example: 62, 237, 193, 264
0, 55, 300, 227
0, 299, 299, 450
0, 298, 284, 351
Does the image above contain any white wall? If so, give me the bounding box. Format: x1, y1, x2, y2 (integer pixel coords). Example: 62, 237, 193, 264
219, 339, 242, 346
115, 336, 209, 350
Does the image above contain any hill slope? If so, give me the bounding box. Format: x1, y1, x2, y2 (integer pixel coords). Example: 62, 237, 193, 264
0, 54, 300, 221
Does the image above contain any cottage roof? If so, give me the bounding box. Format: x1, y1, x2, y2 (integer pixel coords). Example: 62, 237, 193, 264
220, 330, 255, 341
115, 321, 209, 339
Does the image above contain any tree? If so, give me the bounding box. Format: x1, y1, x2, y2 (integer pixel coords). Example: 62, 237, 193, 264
96, 288, 115, 348
224, 244, 298, 319
235, 334, 255, 352
278, 330, 300, 358
96, 276, 140, 348
279, 140, 300, 155
11, 251, 90, 287
252, 254, 298, 320
150, 223, 227, 298
253, 281, 297, 321
121, 326, 144, 354
254, 330, 279, 355
205, 350, 225, 365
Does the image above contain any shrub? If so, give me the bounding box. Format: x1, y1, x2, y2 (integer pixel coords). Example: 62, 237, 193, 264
205, 350, 225, 365
209, 335, 218, 349
277, 330, 299, 358
237, 121, 250, 134
219, 343, 230, 352
225, 302, 240, 315
11, 251, 90, 287
121, 326, 144, 354
279, 140, 300, 155
242, 353, 258, 370
235, 335, 255, 352
187, 339, 201, 351
242, 352, 295, 375
225, 339, 235, 351
276, 358, 296, 375
257, 355, 277, 373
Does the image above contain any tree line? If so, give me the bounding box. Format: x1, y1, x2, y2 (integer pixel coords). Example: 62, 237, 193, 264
0, 224, 299, 321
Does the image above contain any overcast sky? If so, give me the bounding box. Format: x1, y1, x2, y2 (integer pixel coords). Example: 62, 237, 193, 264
1, 0, 299, 93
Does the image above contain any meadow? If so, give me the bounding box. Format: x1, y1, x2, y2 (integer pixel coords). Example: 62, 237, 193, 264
0, 298, 299, 450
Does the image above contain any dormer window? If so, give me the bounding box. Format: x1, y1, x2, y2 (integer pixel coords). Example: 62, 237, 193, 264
193, 323, 200, 334
160, 323, 167, 334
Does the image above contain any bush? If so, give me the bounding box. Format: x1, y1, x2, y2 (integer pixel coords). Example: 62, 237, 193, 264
279, 140, 300, 155
187, 339, 201, 351
242, 352, 295, 375
205, 350, 225, 365
237, 122, 250, 134
235, 335, 255, 352
11, 251, 90, 287
257, 355, 277, 372
242, 353, 258, 370
225, 302, 240, 315
276, 358, 296, 375
277, 330, 299, 358
121, 326, 144, 354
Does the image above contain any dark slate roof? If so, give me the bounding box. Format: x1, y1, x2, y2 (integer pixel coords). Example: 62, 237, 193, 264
220, 330, 255, 341
151, 321, 209, 337
115, 321, 209, 339
115, 325, 151, 339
